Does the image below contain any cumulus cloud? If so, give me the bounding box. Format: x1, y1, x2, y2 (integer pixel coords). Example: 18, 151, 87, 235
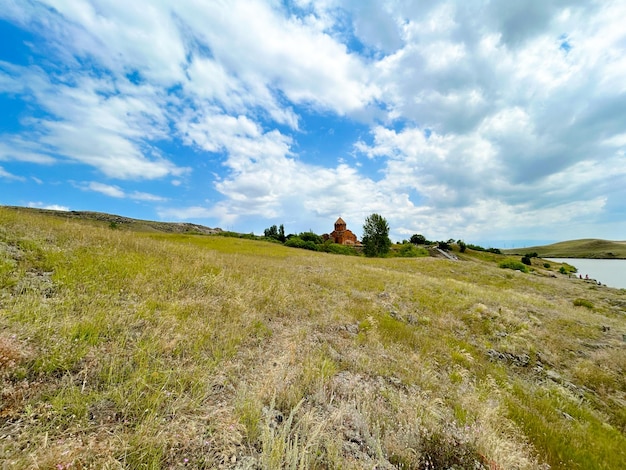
1, 1, 626, 242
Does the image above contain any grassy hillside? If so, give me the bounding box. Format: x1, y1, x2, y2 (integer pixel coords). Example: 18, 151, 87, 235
1, 206, 222, 235
1, 208, 625, 469
504, 238, 626, 259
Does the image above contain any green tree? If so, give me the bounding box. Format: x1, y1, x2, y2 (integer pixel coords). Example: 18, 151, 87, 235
362, 213, 391, 257
264, 224, 286, 242
264, 225, 279, 239
410, 234, 426, 245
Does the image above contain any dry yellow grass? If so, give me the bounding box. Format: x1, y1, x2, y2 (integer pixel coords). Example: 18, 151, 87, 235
1, 207, 625, 469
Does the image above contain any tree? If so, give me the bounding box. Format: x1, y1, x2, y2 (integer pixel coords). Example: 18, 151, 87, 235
437, 240, 450, 251
264, 225, 279, 239
362, 213, 391, 257
410, 234, 426, 245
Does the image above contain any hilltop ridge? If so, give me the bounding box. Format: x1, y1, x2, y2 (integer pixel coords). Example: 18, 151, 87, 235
504, 238, 626, 259
1, 205, 222, 235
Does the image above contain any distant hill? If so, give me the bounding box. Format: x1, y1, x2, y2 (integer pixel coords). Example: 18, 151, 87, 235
1, 205, 222, 235
504, 238, 626, 259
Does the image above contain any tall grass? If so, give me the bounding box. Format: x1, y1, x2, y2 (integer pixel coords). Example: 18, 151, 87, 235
1, 207, 625, 468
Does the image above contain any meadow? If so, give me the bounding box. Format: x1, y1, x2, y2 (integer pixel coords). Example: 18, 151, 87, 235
1, 207, 625, 469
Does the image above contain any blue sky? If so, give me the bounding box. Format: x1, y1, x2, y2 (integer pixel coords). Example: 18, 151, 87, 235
1, 0, 626, 246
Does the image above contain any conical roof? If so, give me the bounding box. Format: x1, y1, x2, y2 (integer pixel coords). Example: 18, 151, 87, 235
335, 217, 346, 225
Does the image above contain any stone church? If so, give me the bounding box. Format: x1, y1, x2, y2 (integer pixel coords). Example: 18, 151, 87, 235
323, 217, 359, 245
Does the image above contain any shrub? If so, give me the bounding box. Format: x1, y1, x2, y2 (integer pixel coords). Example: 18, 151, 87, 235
573, 298, 594, 309
299, 231, 323, 244
437, 240, 450, 251
320, 243, 358, 256
543, 263, 551, 268
563, 263, 577, 273
499, 259, 528, 272
521, 255, 532, 266
395, 243, 425, 257
284, 237, 319, 251
466, 244, 501, 254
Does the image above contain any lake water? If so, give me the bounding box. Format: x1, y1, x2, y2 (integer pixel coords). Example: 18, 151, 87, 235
547, 258, 626, 289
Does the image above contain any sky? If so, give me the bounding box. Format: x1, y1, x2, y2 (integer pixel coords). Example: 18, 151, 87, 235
1, 0, 625, 247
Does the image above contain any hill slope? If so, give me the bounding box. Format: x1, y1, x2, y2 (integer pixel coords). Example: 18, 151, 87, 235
504, 238, 626, 259
0, 205, 222, 235
1, 208, 625, 469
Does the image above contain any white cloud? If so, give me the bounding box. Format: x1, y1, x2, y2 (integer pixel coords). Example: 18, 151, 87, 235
85, 182, 125, 198
27, 202, 70, 211
129, 191, 167, 202
0, 63, 189, 179
0, 166, 25, 181
80, 181, 166, 202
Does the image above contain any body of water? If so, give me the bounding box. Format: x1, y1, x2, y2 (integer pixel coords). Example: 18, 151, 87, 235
547, 258, 626, 289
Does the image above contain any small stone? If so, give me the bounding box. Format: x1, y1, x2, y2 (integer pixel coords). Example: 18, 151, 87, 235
546, 370, 561, 382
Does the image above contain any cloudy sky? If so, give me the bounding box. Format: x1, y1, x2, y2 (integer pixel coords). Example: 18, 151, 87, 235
1, 0, 625, 246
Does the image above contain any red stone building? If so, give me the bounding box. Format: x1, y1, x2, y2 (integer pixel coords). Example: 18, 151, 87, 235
323, 217, 359, 245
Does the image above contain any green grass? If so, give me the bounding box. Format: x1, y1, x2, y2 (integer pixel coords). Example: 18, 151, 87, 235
1, 207, 625, 469
504, 238, 626, 259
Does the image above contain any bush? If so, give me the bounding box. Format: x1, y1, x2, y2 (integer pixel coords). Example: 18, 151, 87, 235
466, 244, 501, 254
499, 259, 528, 272
543, 263, 551, 268
394, 243, 426, 257
437, 240, 450, 251
563, 263, 577, 273
299, 231, 323, 244
320, 243, 358, 256
521, 255, 532, 266
284, 237, 319, 251
573, 298, 594, 309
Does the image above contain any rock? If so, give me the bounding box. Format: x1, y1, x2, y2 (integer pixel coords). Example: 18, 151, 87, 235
546, 370, 561, 382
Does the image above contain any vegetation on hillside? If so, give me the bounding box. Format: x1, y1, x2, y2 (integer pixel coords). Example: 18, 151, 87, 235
1, 207, 625, 469
505, 238, 626, 259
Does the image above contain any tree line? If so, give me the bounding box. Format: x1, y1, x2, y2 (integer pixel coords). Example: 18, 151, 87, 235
262, 214, 506, 258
